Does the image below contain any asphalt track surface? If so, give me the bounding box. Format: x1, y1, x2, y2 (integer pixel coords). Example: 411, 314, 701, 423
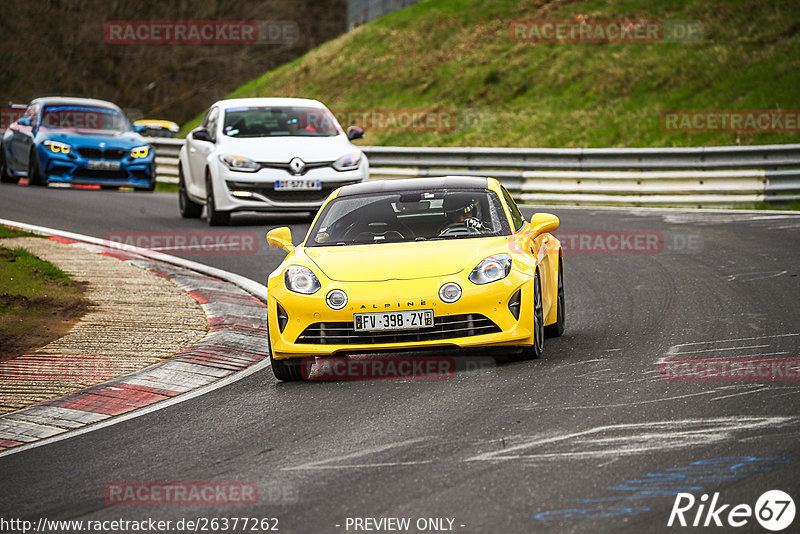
1, 184, 800, 533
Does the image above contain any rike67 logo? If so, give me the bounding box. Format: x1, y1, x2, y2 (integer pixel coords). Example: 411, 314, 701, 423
668, 490, 795, 531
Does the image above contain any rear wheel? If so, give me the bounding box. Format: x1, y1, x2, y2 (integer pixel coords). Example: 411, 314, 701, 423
178, 166, 202, 218
519, 270, 545, 359
206, 172, 230, 226
0, 145, 20, 184
28, 150, 47, 186
545, 256, 565, 338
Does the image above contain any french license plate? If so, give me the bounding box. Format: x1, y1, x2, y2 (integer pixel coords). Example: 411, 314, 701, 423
275, 179, 321, 191
86, 160, 120, 171
354, 310, 434, 332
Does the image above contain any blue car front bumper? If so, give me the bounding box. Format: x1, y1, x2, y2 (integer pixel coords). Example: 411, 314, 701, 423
37, 144, 155, 188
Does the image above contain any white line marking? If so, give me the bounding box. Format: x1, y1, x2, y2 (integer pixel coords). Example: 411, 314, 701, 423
464, 417, 795, 462
667, 333, 799, 352
711, 387, 771, 401
283, 437, 430, 471
672, 344, 770, 355
559, 390, 717, 410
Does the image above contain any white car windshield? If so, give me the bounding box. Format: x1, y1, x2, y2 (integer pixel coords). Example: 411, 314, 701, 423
222, 106, 342, 138
40, 105, 130, 133
308, 189, 513, 246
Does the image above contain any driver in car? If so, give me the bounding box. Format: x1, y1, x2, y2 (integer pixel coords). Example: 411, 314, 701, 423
439, 194, 484, 235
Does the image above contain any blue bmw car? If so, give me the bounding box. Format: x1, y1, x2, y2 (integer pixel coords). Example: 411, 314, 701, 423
0, 97, 156, 190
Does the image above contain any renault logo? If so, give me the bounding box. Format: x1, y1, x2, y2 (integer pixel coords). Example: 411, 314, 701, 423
289, 157, 305, 175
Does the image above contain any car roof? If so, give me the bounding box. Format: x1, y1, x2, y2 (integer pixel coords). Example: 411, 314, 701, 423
337, 176, 491, 197
30, 97, 122, 110
212, 97, 328, 110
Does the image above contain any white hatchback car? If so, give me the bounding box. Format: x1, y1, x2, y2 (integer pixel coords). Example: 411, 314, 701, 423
178, 98, 369, 225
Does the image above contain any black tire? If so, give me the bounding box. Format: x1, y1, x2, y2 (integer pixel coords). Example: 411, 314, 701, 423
270, 353, 303, 381
139, 172, 156, 192
545, 256, 565, 338
28, 150, 47, 186
178, 166, 202, 218
519, 269, 545, 359
206, 172, 230, 226
0, 145, 20, 184
267, 324, 303, 381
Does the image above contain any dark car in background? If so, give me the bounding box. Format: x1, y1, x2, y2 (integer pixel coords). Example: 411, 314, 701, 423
0, 97, 156, 190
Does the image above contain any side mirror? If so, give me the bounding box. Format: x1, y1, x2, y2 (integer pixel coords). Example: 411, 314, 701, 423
528, 213, 559, 238
192, 127, 213, 142
266, 227, 294, 253
17, 117, 31, 127
347, 126, 364, 141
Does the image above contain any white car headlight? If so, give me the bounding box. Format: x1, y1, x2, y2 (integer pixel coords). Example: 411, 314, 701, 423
284, 265, 321, 294
332, 152, 361, 171
43, 140, 71, 154
219, 154, 260, 172
469, 254, 512, 285
130, 145, 150, 159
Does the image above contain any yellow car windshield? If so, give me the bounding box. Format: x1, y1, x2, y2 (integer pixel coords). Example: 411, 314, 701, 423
309, 189, 512, 246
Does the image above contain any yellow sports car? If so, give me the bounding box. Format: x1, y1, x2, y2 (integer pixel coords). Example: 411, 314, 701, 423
265, 176, 564, 381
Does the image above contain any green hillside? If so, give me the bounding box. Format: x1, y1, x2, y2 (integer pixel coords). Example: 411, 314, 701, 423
184, 0, 800, 149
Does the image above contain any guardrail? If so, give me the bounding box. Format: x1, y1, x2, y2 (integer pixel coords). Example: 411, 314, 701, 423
145, 138, 800, 207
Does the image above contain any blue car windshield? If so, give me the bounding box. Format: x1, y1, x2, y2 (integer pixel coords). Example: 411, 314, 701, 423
308, 189, 513, 246
40, 105, 131, 133
223, 106, 342, 138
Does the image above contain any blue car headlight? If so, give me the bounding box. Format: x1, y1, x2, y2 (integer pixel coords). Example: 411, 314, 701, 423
130, 145, 151, 159
43, 140, 72, 155
332, 153, 361, 171
469, 254, 512, 285
284, 265, 321, 294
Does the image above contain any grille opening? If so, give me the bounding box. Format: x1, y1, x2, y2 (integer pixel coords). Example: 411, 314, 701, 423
508, 289, 521, 320
296, 314, 501, 345
77, 148, 127, 160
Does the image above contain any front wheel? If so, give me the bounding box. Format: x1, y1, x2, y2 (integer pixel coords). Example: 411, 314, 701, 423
519, 269, 545, 359
545, 256, 565, 338
178, 166, 202, 218
0, 145, 20, 184
206, 173, 230, 226
28, 150, 47, 186
270, 353, 303, 381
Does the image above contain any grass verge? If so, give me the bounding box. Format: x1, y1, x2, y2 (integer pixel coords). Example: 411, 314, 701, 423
0, 244, 90, 358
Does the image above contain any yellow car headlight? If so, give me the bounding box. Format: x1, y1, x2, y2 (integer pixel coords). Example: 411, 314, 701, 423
43, 140, 71, 154
130, 145, 150, 159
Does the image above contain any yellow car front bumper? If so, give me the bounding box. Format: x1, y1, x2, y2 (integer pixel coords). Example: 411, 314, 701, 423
267, 271, 539, 360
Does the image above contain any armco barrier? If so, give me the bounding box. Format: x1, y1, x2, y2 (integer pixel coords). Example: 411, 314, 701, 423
145, 139, 800, 207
